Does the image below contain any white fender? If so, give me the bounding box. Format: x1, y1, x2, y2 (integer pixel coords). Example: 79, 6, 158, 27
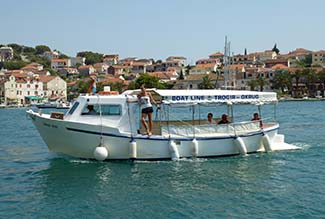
169, 140, 179, 161
262, 134, 273, 152
192, 138, 199, 157
234, 137, 247, 155
129, 140, 137, 160
93, 145, 108, 161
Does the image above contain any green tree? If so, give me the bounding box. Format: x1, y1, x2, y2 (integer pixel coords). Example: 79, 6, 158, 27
59, 54, 70, 59
76, 79, 93, 93
304, 68, 318, 97
198, 75, 214, 89
318, 68, 325, 96
292, 68, 303, 97
7, 43, 23, 53
77, 51, 103, 65
304, 54, 312, 67
129, 74, 166, 89
27, 54, 51, 68
256, 77, 268, 91
22, 46, 36, 54
247, 79, 258, 91
3, 61, 29, 70
272, 70, 292, 93
35, 45, 51, 55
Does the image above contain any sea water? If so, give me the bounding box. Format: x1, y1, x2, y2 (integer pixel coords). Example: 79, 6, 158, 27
0, 101, 324, 219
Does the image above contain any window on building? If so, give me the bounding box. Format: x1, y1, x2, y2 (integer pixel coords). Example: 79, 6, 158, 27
27, 84, 30, 88
35, 84, 38, 89
27, 91, 30, 95
35, 91, 38, 95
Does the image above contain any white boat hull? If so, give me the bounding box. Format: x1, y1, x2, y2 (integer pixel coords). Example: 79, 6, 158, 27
27, 110, 296, 160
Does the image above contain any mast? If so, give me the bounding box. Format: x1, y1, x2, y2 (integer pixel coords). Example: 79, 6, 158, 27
223, 36, 231, 89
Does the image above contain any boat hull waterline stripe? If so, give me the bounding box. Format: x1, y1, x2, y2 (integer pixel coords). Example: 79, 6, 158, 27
66, 127, 278, 141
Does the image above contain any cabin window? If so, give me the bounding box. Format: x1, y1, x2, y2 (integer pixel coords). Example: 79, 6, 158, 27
68, 102, 79, 115
81, 104, 122, 116
96, 104, 121, 116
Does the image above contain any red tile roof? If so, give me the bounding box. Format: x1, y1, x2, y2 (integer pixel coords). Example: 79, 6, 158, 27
38, 76, 56, 83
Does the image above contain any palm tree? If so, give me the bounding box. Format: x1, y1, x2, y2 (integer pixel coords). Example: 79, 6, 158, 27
304, 68, 318, 97
272, 70, 292, 94
199, 75, 214, 89
256, 77, 268, 91
212, 69, 221, 89
318, 68, 325, 96
247, 79, 258, 91
292, 69, 303, 97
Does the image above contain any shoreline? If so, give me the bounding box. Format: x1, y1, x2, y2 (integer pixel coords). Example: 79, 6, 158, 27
279, 97, 325, 102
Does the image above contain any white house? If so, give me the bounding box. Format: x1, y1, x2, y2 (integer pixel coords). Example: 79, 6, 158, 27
39, 76, 67, 101
166, 56, 187, 66
42, 51, 60, 60
51, 58, 71, 70
189, 63, 218, 74
70, 57, 86, 67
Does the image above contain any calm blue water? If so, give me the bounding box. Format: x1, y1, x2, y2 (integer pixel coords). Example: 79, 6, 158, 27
0, 102, 325, 219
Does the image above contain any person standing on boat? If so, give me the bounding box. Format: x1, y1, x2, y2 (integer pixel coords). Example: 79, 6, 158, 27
138, 84, 157, 136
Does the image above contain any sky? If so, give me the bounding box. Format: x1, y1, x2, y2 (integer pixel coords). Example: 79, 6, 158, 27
1, 0, 325, 63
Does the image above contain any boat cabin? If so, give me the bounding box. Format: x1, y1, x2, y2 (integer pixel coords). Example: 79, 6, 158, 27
59, 89, 278, 137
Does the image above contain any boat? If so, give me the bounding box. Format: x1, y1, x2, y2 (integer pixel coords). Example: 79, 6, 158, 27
56, 102, 70, 109
36, 101, 58, 109
26, 89, 299, 161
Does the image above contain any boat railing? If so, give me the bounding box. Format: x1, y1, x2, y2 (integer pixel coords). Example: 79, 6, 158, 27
160, 118, 276, 137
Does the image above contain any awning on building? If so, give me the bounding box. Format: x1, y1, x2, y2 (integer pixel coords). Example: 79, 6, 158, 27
25, 96, 44, 101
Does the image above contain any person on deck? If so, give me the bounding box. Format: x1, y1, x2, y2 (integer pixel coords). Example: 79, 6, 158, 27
218, 114, 230, 124
251, 112, 263, 127
138, 84, 158, 136
207, 113, 215, 124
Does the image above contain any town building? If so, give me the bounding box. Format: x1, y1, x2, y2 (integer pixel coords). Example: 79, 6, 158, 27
166, 56, 187, 66
51, 58, 71, 70
39, 76, 67, 101
0, 46, 14, 61
189, 63, 218, 75
312, 50, 325, 67
78, 65, 96, 77
70, 57, 86, 67
41, 50, 60, 60
103, 54, 119, 66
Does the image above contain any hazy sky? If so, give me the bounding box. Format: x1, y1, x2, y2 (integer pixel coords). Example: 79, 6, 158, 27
1, 0, 324, 63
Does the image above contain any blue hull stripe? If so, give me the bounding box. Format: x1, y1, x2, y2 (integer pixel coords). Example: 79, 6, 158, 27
66, 127, 278, 141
